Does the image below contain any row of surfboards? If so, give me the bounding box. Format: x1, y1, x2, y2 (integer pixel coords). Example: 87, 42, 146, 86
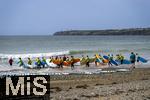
25, 55, 148, 68
103, 55, 148, 66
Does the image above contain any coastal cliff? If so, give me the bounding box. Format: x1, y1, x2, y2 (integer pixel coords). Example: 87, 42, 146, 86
53, 28, 150, 35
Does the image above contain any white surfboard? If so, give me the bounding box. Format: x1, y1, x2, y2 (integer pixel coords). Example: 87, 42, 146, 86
46, 59, 57, 68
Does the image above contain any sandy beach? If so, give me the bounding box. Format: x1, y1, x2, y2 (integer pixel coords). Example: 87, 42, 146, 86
50, 66, 150, 100
0, 64, 150, 100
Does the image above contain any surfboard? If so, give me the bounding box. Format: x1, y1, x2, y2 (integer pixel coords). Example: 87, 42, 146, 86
80, 58, 95, 65
63, 61, 71, 66
89, 58, 96, 63
41, 61, 46, 66
80, 59, 87, 65
96, 58, 103, 63
74, 62, 80, 66
103, 59, 109, 63
103, 55, 109, 59
73, 58, 80, 63
123, 59, 131, 64
111, 60, 118, 66
103, 55, 118, 66
35, 62, 39, 66
96, 54, 100, 58
138, 57, 148, 63
115, 59, 131, 64
53, 59, 60, 65
24, 64, 34, 69
48, 63, 57, 67
46, 59, 57, 67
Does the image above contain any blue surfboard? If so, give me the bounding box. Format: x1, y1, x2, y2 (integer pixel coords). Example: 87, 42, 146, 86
110, 60, 118, 66
138, 57, 148, 63
35, 62, 41, 66
96, 58, 103, 63
41, 61, 46, 65
123, 59, 131, 64
103, 55, 118, 66
115, 59, 131, 64
103, 55, 109, 59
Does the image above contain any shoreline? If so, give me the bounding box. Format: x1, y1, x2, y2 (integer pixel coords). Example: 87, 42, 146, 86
0, 63, 150, 76
50, 68, 150, 100
0, 67, 149, 99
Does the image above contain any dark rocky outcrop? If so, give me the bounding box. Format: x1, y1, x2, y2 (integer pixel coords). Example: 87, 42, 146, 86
53, 28, 150, 35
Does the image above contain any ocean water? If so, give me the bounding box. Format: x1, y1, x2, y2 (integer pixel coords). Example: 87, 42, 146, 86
0, 35, 150, 75
1, 35, 150, 54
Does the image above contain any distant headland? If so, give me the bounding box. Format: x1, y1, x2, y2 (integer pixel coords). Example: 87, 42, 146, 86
53, 28, 150, 35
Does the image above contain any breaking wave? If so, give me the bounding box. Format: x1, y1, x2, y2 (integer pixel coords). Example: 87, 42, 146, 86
0, 51, 70, 59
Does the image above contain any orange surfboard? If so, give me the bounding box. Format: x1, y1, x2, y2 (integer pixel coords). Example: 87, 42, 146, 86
103, 59, 109, 63
63, 61, 71, 66
73, 58, 80, 63
53, 59, 60, 64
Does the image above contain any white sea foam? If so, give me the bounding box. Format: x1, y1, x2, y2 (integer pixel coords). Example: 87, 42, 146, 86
0, 65, 23, 71
0, 51, 70, 59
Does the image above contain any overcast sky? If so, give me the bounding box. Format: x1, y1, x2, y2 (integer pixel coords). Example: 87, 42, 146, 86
0, 0, 150, 35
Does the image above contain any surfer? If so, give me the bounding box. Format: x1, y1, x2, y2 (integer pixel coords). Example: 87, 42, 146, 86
63, 55, 67, 61
27, 57, 32, 65
66, 57, 70, 61
116, 54, 121, 65
42, 57, 47, 68
59, 57, 63, 68
36, 57, 41, 67
81, 55, 86, 61
54, 56, 60, 67
136, 53, 140, 63
70, 56, 75, 70
17, 57, 24, 67
9, 57, 13, 66
120, 54, 124, 64
130, 52, 136, 68
51, 56, 54, 62
94, 55, 98, 66
86, 55, 90, 67
49, 57, 52, 62
108, 54, 113, 67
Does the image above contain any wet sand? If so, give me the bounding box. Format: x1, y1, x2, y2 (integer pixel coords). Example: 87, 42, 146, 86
50, 68, 150, 100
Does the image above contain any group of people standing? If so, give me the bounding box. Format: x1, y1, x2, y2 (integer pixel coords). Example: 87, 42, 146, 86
106, 52, 137, 68
8, 55, 77, 69
8, 52, 138, 68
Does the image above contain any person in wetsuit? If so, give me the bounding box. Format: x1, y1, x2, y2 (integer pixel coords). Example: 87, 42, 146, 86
86, 55, 90, 67
9, 57, 13, 66
130, 52, 136, 68
70, 56, 75, 70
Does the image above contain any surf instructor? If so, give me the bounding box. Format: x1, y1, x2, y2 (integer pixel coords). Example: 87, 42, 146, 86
130, 52, 136, 68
